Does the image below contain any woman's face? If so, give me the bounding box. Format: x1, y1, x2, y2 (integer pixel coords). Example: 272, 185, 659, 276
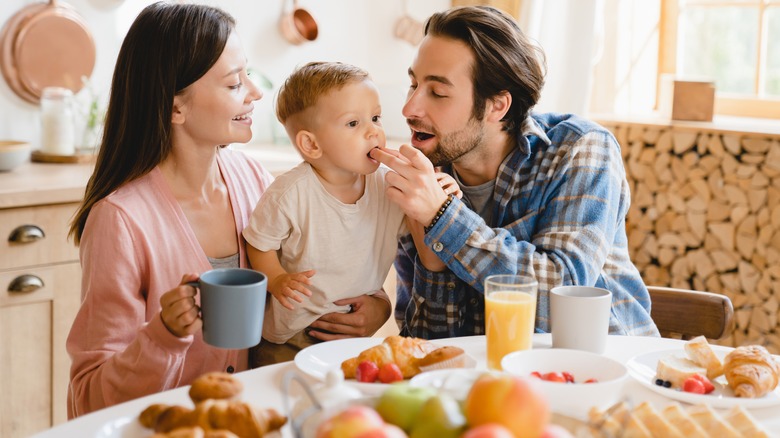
173, 31, 261, 148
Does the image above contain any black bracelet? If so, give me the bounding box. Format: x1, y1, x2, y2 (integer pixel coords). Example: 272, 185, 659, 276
424, 194, 455, 233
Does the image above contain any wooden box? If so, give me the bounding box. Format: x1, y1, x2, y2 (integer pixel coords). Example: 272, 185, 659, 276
659, 76, 716, 122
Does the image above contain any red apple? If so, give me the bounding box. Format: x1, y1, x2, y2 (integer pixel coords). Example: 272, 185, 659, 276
464, 374, 550, 438
462, 423, 515, 438
316, 405, 385, 438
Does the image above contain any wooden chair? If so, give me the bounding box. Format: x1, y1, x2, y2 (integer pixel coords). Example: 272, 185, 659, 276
647, 286, 734, 340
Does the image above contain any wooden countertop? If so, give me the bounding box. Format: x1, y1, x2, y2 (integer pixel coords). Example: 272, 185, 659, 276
0, 143, 303, 210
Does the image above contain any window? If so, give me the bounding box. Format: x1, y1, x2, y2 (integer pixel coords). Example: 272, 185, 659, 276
659, 0, 780, 118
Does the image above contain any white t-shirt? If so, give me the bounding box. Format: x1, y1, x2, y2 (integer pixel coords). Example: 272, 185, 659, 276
243, 162, 406, 343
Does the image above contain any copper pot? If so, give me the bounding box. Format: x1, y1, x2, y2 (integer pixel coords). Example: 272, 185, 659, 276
279, 0, 318, 45
0, 0, 95, 104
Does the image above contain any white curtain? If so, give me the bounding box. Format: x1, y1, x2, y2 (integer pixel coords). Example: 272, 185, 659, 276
519, 0, 604, 115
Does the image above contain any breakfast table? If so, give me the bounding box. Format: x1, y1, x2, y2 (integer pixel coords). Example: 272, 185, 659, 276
32, 334, 780, 437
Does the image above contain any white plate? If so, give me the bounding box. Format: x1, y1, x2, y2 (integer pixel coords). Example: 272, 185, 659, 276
626, 347, 780, 408
94, 415, 146, 438
294, 337, 476, 395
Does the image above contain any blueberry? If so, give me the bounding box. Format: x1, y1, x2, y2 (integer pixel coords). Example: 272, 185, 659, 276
663, 380, 672, 388
655, 378, 664, 386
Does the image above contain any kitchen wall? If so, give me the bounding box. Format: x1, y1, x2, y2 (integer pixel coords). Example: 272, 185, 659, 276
0, 0, 450, 147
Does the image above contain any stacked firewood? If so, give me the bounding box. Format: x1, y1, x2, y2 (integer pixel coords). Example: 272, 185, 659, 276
598, 120, 780, 354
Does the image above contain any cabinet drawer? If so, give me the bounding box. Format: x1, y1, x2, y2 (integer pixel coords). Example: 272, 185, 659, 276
0, 266, 57, 308
0, 203, 79, 270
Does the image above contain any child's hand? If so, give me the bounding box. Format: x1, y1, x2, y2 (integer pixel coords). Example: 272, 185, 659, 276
435, 172, 462, 199
269, 270, 315, 310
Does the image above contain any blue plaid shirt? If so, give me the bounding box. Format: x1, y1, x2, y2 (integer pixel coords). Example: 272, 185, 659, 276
395, 112, 660, 339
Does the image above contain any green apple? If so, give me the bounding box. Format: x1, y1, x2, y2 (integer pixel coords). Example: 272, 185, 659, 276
375, 383, 437, 431
409, 393, 467, 438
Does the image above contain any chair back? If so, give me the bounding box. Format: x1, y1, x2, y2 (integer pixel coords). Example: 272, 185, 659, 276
647, 286, 734, 340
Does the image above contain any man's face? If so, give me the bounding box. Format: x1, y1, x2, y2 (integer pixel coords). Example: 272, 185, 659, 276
402, 35, 485, 167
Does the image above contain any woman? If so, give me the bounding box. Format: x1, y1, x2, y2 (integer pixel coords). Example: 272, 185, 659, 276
66, 2, 272, 418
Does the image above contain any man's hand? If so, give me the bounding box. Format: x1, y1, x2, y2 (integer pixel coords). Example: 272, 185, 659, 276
307, 293, 392, 341
370, 144, 449, 226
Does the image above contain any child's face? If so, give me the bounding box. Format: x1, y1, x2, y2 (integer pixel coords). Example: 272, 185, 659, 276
310, 80, 386, 175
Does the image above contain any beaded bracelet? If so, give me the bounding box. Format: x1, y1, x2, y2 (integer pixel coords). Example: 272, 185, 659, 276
424, 194, 455, 233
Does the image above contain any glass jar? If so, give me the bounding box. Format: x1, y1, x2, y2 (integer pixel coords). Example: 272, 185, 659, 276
40, 87, 76, 156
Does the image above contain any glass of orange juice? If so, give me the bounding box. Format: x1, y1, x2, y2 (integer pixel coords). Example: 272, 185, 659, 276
484, 274, 538, 370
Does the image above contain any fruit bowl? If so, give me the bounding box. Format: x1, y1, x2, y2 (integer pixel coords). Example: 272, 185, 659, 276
501, 348, 628, 419
0, 141, 31, 171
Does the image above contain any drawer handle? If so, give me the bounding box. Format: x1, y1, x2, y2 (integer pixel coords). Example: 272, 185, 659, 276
8, 275, 45, 293
8, 225, 46, 244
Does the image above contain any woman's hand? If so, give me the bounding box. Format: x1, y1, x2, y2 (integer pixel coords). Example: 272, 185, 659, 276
160, 274, 202, 338
307, 291, 392, 341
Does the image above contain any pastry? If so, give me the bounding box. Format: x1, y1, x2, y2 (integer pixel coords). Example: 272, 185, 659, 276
591, 400, 769, 437
683, 336, 724, 379
140, 400, 286, 437
198, 399, 286, 438
588, 402, 650, 438
416, 345, 467, 371
660, 403, 707, 438
631, 402, 683, 437
140, 404, 172, 429
189, 372, 244, 403
686, 404, 741, 437
722, 405, 769, 438
341, 336, 441, 379
723, 345, 780, 398
655, 355, 706, 388
149, 426, 239, 438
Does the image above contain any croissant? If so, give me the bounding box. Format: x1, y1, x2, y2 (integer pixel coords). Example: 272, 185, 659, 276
149, 426, 238, 438
723, 345, 780, 398
139, 400, 287, 437
341, 336, 441, 378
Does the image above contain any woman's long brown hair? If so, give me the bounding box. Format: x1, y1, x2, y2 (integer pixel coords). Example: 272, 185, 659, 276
69, 2, 235, 245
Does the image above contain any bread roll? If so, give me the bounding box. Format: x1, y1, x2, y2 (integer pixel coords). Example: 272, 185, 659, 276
684, 336, 724, 380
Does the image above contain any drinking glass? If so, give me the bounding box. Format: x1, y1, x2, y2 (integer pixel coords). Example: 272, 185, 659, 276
484, 274, 538, 370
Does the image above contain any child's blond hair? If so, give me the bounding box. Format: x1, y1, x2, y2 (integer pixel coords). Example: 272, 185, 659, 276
276, 61, 370, 126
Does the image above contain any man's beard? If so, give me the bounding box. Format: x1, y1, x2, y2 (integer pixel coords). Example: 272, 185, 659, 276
416, 116, 486, 167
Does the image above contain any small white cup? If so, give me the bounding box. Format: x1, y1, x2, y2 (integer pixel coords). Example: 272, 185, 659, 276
550, 286, 612, 354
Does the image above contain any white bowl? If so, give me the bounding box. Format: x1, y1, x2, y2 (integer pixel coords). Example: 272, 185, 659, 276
0, 141, 31, 171
501, 348, 628, 419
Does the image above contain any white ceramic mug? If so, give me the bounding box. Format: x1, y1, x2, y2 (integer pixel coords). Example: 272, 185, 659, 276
550, 286, 612, 354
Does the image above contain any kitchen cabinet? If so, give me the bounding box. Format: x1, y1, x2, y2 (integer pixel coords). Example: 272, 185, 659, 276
0, 203, 82, 437
0, 143, 302, 436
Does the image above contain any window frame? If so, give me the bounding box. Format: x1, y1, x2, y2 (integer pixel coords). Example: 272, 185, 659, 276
658, 0, 780, 119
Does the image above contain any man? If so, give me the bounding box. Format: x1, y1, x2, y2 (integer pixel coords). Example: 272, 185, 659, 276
369, 6, 659, 339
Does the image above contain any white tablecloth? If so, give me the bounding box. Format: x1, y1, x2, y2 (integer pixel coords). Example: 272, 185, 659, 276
33, 334, 780, 437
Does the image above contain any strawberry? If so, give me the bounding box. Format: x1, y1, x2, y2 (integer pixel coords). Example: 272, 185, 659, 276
356, 360, 379, 383
562, 372, 575, 383
542, 372, 567, 383
378, 363, 404, 383
682, 376, 706, 394
530, 371, 543, 379
584, 378, 599, 384
690, 374, 715, 394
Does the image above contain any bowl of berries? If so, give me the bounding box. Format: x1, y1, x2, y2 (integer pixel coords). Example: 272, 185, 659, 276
501, 348, 629, 419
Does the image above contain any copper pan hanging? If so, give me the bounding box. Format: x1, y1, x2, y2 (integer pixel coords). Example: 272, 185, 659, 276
0, 0, 96, 104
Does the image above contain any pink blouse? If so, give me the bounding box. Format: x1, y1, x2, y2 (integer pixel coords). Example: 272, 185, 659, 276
66, 148, 273, 418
